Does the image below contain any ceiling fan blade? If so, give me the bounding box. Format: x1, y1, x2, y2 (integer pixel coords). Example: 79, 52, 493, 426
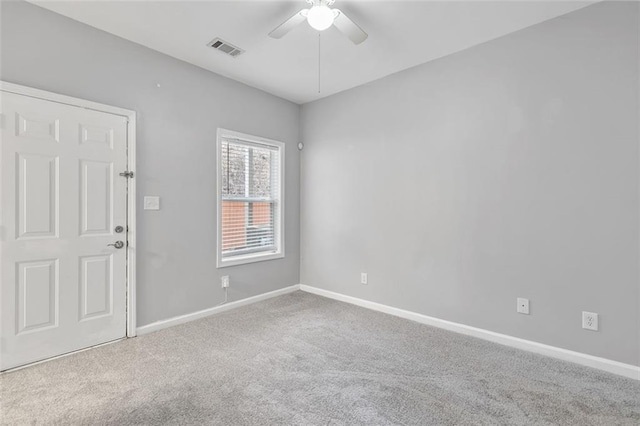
332, 9, 368, 45
269, 9, 308, 39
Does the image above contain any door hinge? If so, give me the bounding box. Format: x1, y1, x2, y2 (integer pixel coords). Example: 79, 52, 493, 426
119, 171, 135, 178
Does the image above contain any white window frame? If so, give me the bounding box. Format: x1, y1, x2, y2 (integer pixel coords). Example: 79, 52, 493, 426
216, 128, 285, 268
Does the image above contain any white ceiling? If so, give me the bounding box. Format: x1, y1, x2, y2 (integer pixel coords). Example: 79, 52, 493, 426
31, 0, 594, 104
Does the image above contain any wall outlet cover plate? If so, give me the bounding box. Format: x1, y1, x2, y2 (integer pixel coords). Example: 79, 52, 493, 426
582, 311, 599, 331
517, 297, 530, 315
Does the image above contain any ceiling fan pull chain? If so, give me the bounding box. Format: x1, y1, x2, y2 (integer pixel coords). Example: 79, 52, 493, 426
318, 33, 321, 94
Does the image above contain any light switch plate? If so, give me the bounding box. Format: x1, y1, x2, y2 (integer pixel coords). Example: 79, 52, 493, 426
144, 196, 160, 210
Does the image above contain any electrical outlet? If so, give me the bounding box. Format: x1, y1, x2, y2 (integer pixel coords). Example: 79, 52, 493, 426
221, 275, 229, 289
360, 272, 368, 285
582, 311, 598, 331
516, 298, 530, 315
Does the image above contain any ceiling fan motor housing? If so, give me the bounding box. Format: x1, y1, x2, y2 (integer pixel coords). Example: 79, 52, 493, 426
307, 0, 336, 6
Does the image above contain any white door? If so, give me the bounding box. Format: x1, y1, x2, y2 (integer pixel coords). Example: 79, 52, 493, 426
1, 90, 129, 370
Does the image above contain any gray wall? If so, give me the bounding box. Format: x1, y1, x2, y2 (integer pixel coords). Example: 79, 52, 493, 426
301, 1, 639, 366
0, 0, 301, 327
2, 0, 637, 366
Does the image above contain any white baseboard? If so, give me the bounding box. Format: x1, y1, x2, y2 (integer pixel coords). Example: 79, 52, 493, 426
299, 285, 640, 380
137, 284, 301, 336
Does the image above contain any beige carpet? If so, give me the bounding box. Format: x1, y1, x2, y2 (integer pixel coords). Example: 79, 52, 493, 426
1, 291, 639, 425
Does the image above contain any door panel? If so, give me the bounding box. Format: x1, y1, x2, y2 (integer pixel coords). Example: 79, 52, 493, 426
16, 154, 58, 239
16, 112, 60, 141
79, 254, 112, 320
80, 160, 113, 236
80, 124, 113, 148
16, 259, 58, 334
1, 91, 128, 370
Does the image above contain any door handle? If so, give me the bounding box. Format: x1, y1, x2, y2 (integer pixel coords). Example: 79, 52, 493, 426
107, 241, 125, 249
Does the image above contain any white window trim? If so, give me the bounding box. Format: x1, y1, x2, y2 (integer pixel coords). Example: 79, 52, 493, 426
216, 128, 285, 268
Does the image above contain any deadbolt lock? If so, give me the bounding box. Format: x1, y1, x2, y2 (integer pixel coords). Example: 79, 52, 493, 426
115, 226, 124, 233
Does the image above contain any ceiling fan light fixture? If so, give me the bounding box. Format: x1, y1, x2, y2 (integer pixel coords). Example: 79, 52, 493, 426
269, 0, 367, 45
307, 5, 335, 31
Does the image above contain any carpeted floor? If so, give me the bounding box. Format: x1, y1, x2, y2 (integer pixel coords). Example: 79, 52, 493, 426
1, 291, 639, 425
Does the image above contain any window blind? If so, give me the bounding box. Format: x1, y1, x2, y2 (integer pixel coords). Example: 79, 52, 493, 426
220, 138, 280, 258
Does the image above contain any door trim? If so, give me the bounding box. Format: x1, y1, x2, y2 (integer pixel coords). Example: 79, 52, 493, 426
0, 81, 138, 338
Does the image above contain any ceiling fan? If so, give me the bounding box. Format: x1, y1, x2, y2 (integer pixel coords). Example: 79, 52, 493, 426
269, 0, 368, 45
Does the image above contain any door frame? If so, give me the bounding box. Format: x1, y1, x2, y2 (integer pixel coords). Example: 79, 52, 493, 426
1, 81, 138, 338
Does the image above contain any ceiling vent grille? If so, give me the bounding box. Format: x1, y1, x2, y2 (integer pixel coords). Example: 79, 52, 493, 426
207, 38, 244, 58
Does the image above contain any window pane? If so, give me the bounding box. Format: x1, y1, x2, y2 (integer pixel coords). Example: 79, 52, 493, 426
250, 148, 272, 198
221, 200, 246, 251
221, 200, 275, 256
251, 201, 271, 226
221, 142, 247, 197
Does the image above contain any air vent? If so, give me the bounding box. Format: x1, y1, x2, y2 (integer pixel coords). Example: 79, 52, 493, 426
207, 38, 244, 58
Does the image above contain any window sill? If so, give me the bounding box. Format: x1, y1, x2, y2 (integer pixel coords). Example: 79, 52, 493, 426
217, 251, 284, 268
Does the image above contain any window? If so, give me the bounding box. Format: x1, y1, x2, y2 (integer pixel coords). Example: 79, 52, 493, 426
217, 129, 284, 267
